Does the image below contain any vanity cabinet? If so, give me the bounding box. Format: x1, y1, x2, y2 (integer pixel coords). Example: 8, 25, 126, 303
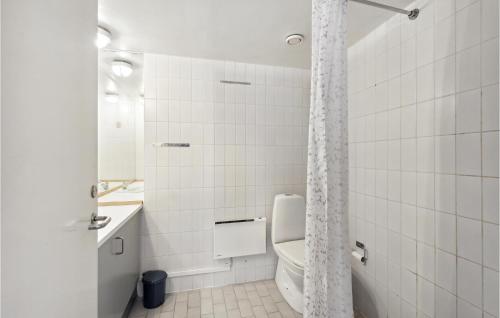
98, 211, 141, 318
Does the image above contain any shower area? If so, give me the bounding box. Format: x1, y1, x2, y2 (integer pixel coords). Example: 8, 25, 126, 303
348, 0, 499, 317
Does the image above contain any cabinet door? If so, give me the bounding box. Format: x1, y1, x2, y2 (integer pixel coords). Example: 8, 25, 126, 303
98, 213, 141, 318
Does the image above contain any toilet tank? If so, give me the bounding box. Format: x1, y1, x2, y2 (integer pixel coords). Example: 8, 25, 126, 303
272, 194, 306, 244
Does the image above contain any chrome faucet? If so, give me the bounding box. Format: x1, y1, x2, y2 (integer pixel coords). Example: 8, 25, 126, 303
99, 181, 109, 191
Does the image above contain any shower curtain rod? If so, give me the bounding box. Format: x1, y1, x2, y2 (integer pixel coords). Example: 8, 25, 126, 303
351, 0, 419, 20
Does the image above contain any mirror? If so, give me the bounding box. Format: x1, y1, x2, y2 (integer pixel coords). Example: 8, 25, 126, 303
97, 49, 144, 203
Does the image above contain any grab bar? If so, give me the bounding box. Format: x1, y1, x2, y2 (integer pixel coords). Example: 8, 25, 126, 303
220, 80, 251, 86
152, 142, 190, 148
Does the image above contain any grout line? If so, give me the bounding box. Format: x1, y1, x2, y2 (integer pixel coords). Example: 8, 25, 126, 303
477, 0, 485, 312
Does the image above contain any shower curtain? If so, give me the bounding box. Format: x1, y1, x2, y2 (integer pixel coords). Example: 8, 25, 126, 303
303, 0, 353, 317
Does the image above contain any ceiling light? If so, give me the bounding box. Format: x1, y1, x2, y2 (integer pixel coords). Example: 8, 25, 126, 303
285, 34, 304, 46
111, 60, 133, 77
96, 26, 112, 49
105, 92, 119, 103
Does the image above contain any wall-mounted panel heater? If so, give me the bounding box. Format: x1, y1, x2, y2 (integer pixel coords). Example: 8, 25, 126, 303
213, 218, 267, 259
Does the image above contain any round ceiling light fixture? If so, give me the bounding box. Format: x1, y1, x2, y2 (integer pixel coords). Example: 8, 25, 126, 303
95, 26, 112, 49
111, 60, 133, 77
285, 34, 304, 46
105, 92, 119, 103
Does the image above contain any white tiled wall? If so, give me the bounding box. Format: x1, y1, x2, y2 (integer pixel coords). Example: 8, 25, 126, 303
136, 99, 145, 180
348, 0, 499, 317
142, 53, 310, 292
98, 97, 141, 180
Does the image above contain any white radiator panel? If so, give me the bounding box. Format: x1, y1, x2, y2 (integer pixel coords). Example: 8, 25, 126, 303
213, 217, 267, 259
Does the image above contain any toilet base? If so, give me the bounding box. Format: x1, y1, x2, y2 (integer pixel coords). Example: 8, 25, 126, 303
275, 258, 303, 313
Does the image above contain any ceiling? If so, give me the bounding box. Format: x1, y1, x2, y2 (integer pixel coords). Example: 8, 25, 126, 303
98, 0, 415, 69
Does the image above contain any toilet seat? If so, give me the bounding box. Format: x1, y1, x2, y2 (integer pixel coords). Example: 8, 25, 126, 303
274, 239, 304, 270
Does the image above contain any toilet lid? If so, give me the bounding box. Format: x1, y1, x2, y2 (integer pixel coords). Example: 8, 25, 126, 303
274, 239, 304, 268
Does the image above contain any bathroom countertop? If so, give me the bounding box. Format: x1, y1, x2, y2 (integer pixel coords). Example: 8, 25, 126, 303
98, 181, 144, 203
97, 203, 142, 247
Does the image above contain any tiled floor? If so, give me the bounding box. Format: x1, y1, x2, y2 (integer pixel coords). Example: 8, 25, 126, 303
129, 280, 302, 318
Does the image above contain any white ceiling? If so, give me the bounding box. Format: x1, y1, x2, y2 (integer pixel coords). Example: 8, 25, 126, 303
98, 0, 415, 69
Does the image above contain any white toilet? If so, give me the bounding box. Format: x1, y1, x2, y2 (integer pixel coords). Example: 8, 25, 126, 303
272, 194, 305, 313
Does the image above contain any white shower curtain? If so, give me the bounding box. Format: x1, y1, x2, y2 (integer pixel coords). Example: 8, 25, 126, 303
303, 0, 353, 317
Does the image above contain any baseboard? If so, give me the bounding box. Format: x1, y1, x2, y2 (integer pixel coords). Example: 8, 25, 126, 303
353, 308, 367, 318
122, 282, 138, 318
167, 259, 232, 278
